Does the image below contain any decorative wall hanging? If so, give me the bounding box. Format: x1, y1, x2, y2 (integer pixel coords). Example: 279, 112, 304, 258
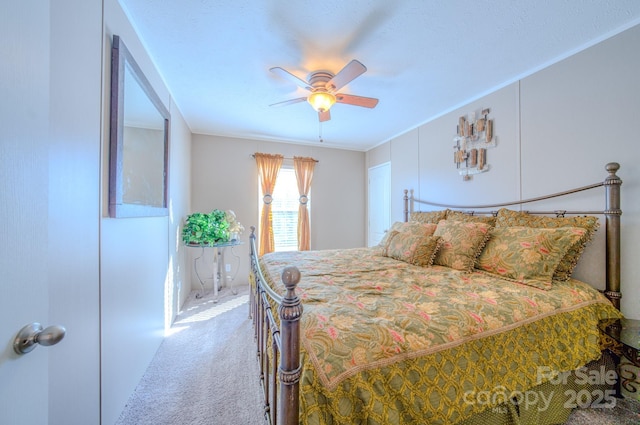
453, 108, 496, 181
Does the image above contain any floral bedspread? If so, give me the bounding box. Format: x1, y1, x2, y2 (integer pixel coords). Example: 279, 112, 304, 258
258, 247, 621, 425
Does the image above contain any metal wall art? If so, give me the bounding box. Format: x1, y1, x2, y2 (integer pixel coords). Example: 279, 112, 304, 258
453, 108, 496, 181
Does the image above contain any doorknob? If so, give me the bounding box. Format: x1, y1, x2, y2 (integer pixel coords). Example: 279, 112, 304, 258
13, 323, 66, 355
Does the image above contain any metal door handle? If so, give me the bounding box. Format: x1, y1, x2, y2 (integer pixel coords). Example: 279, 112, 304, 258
13, 323, 66, 355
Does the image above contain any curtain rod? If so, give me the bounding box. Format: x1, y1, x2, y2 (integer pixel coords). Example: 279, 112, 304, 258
251, 154, 318, 163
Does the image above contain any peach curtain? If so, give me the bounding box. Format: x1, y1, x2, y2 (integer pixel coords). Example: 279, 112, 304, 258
255, 153, 283, 256
293, 156, 316, 251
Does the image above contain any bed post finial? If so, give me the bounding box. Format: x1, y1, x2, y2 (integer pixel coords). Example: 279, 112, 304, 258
603, 163, 622, 309
250, 225, 257, 248
279, 266, 302, 425
403, 189, 409, 222
249, 226, 257, 267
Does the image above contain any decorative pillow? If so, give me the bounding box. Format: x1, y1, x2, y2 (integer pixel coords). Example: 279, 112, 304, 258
476, 226, 588, 290
386, 232, 442, 267
410, 210, 448, 224
446, 210, 497, 226
495, 208, 599, 281
377, 222, 437, 255
433, 220, 493, 272
376, 230, 400, 256
390, 221, 438, 236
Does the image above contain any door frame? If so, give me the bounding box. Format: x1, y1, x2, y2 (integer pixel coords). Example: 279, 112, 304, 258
367, 162, 391, 247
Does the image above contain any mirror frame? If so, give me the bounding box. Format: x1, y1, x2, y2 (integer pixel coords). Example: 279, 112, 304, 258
109, 34, 170, 218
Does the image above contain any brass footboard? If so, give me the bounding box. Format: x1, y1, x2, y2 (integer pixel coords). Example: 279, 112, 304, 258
250, 227, 302, 425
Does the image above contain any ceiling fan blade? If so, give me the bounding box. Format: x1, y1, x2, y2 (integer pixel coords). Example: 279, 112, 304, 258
335, 94, 379, 108
319, 109, 331, 122
269, 97, 307, 107
326, 60, 367, 92
270, 67, 312, 91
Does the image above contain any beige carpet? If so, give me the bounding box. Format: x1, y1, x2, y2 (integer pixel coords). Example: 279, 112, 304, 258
565, 396, 640, 425
117, 285, 639, 424
116, 285, 265, 425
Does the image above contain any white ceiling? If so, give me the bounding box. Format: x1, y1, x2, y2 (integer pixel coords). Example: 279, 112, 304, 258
120, 0, 640, 151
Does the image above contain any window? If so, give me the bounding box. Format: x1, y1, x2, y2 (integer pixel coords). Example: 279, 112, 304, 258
261, 167, 308, 252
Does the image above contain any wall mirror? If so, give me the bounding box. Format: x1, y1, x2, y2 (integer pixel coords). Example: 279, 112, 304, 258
109, 34, 170, 218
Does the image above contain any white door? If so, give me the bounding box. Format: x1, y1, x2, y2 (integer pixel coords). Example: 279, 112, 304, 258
0, 3, 101, 424
368, 162, 391, 246
0, 4, 51, 423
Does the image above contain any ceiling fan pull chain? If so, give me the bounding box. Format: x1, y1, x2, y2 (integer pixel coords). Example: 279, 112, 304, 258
318, 121, 324, 143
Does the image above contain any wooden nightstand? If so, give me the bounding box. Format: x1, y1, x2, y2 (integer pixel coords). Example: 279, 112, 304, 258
599, 318, 640, 397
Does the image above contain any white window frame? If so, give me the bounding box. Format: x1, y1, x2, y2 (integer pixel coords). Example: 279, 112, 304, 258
259, 167, 308, 252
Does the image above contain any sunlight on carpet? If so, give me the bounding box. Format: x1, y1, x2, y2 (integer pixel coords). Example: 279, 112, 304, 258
166, 290, 249, 336
177, 295, 249, 325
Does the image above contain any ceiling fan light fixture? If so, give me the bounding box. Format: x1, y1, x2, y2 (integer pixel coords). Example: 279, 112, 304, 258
307, 91, 336, 112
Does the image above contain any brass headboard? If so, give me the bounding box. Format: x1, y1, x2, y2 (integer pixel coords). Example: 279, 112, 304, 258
403, 162, 622, 309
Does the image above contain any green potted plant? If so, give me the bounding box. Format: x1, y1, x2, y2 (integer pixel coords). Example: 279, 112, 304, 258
182, 209, 230, 245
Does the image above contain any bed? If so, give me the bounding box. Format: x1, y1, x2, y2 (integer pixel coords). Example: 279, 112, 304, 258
249, 162, 623, 425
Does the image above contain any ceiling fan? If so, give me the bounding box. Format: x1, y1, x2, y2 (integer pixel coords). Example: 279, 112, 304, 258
269, 59, 379, 122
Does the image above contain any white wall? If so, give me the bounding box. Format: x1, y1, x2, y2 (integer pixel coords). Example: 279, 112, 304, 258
101, 1, 192, 423
189, 135, 366, 290
167, 102, 192, 325
49, 1, 103, 423
368, 23, 640, 320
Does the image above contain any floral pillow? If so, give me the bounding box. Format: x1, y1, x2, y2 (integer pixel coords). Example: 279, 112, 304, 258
446, 210, 497, 226
377, 222, 437, 254
410, 210, 448, 224
376, 230, 400, 256
476, 226, 587, 290
495, 208, 599, 281
390, 221, 438, 236
433, 220, 492, 272
386, 232, 442, 267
